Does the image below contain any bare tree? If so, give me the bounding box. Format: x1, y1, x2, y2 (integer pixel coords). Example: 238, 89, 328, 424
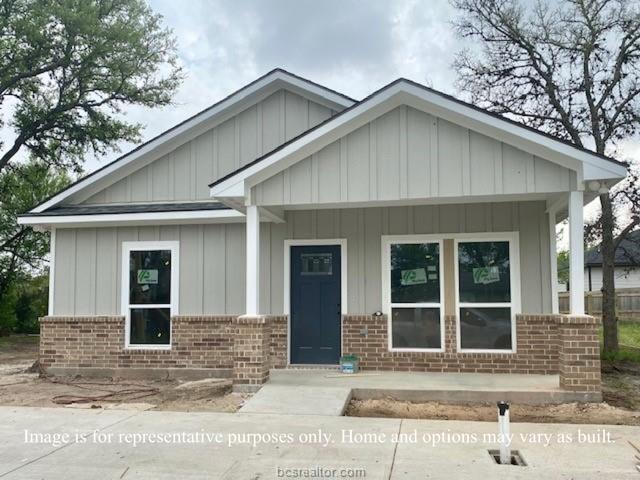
452, 0, 640, 353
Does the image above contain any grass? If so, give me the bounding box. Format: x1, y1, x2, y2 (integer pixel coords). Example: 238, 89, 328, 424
0, 335, 39, 350
600, 321, 640, 364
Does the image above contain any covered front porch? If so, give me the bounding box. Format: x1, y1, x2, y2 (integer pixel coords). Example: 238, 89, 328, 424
208, 82, 623, 397
226, 197, 603, 400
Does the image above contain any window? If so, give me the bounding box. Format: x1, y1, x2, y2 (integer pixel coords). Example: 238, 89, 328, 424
383, 237, 444, 351
456, 237, 519, 352
300, 253, 333, 275
122, 241, 179, 349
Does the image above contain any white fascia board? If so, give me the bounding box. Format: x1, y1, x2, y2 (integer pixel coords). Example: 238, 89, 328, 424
211, 80, 626, 196
582, 162, 626, 181
211, 180, 246, 198
273, 71, 355, 110
32, 71, 354, 213
18, 209, 245, 228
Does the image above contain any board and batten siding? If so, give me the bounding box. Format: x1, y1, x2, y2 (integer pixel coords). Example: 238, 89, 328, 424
80, 90, 334, 205
52, 201, 551, 316
53, 224, 247, 316
253, 105, 575, 206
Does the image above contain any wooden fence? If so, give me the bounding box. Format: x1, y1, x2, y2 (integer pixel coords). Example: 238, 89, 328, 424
559, 288, 640, 320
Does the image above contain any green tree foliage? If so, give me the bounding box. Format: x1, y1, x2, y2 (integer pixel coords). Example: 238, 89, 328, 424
0, 0, 182, 173
0, 160, 71, 333
452, 0, 640, 353
0, 0, 182, 334
14, 273, 48, 333
557, 250, 570, 286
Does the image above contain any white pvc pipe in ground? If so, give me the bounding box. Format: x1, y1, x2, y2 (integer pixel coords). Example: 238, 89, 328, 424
497, 401, 510, 465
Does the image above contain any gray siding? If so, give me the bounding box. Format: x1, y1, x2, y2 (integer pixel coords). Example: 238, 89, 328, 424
53, 201, 551, 316
53, 224, 246, 316
81, 90, 334, 205
253, 106, 574, 206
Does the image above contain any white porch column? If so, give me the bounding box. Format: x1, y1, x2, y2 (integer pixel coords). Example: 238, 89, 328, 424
548, 210, 559, 314
568, 191, 585, 315
245, 205, 260, 315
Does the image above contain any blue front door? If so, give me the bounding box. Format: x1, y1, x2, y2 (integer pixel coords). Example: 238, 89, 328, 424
290, 245, 341, 364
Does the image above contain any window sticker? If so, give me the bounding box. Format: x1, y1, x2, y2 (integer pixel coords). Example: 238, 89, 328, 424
472, 266, 500, 285
401, 268, 427, 286
137, 269, 159, 284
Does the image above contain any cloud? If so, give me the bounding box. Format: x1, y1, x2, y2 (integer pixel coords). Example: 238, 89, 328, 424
5, 0, 637, 177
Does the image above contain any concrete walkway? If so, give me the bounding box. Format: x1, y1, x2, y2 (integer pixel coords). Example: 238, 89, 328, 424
1, 406, 639, 479
239, 385, 352, 415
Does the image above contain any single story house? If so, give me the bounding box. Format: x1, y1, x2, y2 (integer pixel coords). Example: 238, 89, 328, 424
585, 229, 640, 291
19, 69, 627, 399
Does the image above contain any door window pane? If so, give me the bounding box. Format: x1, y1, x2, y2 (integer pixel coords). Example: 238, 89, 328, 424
391, 307, 441, 349
129, 250, 172, 304
391, 243, 440, 303
130, 308, 171, 345
300, 253, 332, 275
458, 241, 510, 303
459, 307, 512, 350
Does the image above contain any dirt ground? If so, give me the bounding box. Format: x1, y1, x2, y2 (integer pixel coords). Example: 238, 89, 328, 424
0, 335, 248, 412
3, 335, 640, 422
347, 363, 640, 425
346, 398, 640, 425
601, 361, 640, 410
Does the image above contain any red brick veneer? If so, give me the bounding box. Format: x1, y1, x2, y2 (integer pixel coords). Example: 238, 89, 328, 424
40, 315, 236, 373
343, 314, 561, 374
557, 315, 602, 392
39, 313, 601, 394
270, 316, 288, 368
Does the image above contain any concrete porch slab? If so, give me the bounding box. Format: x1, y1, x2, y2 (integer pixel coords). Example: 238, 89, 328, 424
260, 369, 599, 406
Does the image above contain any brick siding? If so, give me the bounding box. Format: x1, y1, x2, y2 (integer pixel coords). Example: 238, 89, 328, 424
557, 315, 602, 392
39, 312, 601, 394
232, 315, 271, 388
270, 316, 288, 368
343, 314, 560, 374
40, 315, 236, 374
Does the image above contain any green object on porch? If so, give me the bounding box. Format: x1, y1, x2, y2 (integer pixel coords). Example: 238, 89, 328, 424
340, 355, 359, 374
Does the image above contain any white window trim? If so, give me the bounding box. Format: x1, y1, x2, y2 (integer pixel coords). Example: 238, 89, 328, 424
283, 238, 348, 365
381, 235, 446, 353
453, 232, 521, 354
121, 241, 180, 350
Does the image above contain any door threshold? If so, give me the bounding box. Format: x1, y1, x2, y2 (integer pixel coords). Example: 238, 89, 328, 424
286, 364, 340, 370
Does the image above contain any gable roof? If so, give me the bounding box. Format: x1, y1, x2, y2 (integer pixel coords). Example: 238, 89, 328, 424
585, 230, 640, 267
210, 78, 627, 198
29, 69, 356, 214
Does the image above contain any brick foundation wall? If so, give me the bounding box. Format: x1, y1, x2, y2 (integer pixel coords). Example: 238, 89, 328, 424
40, 312, 600, 394
40, 316, 236, 373
343, 314, 560, 374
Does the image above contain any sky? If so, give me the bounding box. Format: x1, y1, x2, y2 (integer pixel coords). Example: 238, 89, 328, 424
2, 0, 638, 243
98, 0, 463, 171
